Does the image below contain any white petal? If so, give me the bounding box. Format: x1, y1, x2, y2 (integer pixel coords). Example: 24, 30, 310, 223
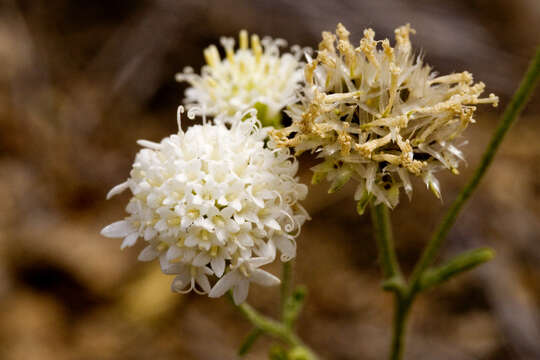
193, 252, 211, 267
257, 240, 276, 261
106, 181, 129, 199
238, 232, 253, 247
161, 262, 186, 275
166, 245, 183, 261
220, 206, 235, 218
209, 271, 238, 298
229, 199, 242, 211
171, 271, 191, 293
159, 253, 169, 269
226, 220, 240, 233
264, 218, 281, 231
155, 219, 168, 232
185, 234, 198, 247
136, 139, 162, 150
211, 256, 226, 278
144, 227, 157, 241
120, 232, 139, 250
250, 269, 281, 287
233, 279, 250, 305
251, 195, 264, 208
397, 167, 413, 200
215, 229, 227, 243
138, 245, 160, 261
250, 256, 273, 268
274, 236, 296, 261
196, 273, 212, 294
101, 221, 133, 238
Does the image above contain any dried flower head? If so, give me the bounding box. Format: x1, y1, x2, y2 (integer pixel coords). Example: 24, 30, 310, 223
271, 23, 498, 209
176, 30, 306, 127
101, 108, 309, 304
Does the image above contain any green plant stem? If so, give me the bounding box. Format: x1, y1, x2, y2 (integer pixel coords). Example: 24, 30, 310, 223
370, 201, 407, 360
390, 299, 411, 360
369, 202, 402, 282
238, 328, 264, 356
409, 46, 540, 293
233, 300, 319, 359
281, 261, 292, 320
234, 299, 299, 345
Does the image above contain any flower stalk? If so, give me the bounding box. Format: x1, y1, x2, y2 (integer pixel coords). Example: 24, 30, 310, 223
370, 203, 408, 360
369, 203, 403, 284
281, 261, 293, 319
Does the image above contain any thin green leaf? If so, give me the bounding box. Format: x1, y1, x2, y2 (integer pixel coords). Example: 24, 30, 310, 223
419, 247, 495, 291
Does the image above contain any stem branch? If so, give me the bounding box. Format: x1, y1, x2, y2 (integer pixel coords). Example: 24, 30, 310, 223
232, 296, 299, 345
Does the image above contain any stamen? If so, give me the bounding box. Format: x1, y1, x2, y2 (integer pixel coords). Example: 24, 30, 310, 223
239, 30, 248, 50
251, 34, 262, 62
203, 45, 220, 67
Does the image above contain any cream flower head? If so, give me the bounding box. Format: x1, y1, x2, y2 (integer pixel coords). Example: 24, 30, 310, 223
271, 23, 498, 210
176, 30, 306, 127
101, 108, 309, 304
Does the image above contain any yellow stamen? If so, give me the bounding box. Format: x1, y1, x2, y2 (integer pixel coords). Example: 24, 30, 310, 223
239, 30, 248, 50
251, 34, 262, 62
203, 45, 220, 67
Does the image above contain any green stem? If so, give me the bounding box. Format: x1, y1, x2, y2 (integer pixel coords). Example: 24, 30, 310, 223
409, 46, 540, 293
370, 202, 403, 283
229, 293, 319, 359
238, 328, 264, 356
234, 299, 299, 345
390, 299, 411, 360
281, 261, 292, 320
370, 201, 409, 359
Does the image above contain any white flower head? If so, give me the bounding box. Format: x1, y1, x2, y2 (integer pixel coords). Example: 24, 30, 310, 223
101, 107, 309, 303
271, 23, 498, 209
176, 30, 307, 127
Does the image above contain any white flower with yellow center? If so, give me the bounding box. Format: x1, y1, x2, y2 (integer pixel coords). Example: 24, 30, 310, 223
272, 23, 498, 210
101, 108, 309, 303
176, 30, 306, 127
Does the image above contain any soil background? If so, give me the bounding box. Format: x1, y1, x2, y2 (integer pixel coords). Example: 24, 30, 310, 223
0, 0, 539, 359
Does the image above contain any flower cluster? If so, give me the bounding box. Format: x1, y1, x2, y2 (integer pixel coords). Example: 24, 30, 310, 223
102, 109, 309, 304
176, 30, 305, 127
271, 23, 498, 209
103, 24, 499, 305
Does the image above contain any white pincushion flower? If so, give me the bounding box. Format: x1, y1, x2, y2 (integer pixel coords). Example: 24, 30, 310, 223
101, 108, 309, 304
176, 30, 306, 127
272, 23, 498, 209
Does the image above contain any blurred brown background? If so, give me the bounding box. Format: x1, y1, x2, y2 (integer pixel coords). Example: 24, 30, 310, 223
0, 0, 539, 359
